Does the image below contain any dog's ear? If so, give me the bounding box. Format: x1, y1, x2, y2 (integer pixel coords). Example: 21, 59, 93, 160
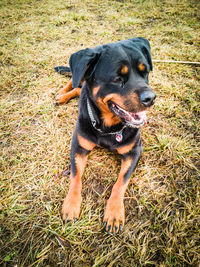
140, 38, 153, 71
128, 38, 153, 71
69, 48, 101, 88
137, 38, 153, 71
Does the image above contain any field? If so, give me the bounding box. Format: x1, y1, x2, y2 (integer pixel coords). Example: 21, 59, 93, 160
0, 0, 199, 266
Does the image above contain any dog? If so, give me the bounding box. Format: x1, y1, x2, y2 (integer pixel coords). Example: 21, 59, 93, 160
55, 37, 156, 234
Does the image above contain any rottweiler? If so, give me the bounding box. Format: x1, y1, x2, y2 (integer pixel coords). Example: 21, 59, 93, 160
55, 37, 156, 234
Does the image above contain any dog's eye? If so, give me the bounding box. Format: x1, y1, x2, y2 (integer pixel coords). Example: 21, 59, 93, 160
114, 77, 125, 88
113, 77, 124, 87
113, 77, 122, 83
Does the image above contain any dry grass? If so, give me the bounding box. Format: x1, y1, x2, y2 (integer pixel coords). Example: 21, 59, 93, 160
0, 0, 199, 266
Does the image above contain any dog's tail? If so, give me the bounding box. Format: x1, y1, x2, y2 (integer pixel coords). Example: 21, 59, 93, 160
54, 66, 72, 77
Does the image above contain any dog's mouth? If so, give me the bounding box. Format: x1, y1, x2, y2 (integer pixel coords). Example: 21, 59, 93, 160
109, 102, 147, 128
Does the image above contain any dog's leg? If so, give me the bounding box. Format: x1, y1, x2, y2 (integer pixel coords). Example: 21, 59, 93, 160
58, 78, 73, 94
103, 139, 143, 234
55, 78, 84, 105
62, 132, 95, 223
55, 87, 81, 105
55, 79, 74, 105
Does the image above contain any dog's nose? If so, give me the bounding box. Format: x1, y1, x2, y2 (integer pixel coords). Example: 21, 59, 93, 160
139, 90, 156, 107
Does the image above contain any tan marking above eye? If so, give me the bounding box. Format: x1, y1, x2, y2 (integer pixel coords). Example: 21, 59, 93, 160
121, 65, 128, 75
138, 63, 146, 72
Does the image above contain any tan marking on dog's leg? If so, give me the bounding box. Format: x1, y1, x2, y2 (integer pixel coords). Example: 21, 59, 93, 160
77, 134, 96, 151
116, 141, 136, 155
103, 158, 133, 234
62, 153, 88, 222
56, 87, 81, 105
59, 79, 73, 94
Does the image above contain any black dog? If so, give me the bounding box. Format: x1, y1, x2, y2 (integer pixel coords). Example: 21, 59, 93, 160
55, 37, 156, 234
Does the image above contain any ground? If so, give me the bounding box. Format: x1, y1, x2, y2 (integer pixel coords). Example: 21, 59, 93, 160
0, 0, 199, 266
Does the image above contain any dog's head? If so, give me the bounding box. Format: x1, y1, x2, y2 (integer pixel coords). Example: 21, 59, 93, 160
69, 37, 156, 128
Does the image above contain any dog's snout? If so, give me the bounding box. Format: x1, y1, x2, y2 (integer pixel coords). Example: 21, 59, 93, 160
139, 90, 156, 107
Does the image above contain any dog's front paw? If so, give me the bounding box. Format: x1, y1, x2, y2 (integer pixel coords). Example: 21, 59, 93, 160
62, 191, 82, 223
103, 196, 125, 234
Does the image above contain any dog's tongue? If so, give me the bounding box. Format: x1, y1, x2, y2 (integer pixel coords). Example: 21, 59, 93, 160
130, 111, 147, 125
111, 103, 147, 127
121, 108, 147, 126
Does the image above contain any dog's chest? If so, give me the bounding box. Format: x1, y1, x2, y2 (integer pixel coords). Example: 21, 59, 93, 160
97, 135, 119, 150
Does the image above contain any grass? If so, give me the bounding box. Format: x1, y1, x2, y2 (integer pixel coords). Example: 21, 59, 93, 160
0, 0, 199, 266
